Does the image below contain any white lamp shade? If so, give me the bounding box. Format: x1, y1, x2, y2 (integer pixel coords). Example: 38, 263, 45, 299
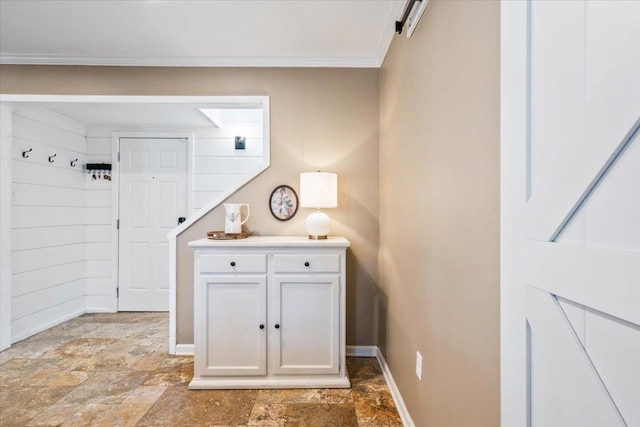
300, 172, 338, 208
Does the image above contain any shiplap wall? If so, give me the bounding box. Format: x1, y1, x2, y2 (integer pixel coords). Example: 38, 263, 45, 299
192, 109, 264, 212
11, 107, 87, 342
6, 107, 264, 342
1, 106, 13, 351
85, 129, 114, 311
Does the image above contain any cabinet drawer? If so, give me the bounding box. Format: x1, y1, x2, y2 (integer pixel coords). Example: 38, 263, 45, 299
273, 254, 340, 273
199, 254, 267, 274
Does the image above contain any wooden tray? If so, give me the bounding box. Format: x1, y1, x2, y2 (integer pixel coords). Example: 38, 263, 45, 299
207, 230, 250, 240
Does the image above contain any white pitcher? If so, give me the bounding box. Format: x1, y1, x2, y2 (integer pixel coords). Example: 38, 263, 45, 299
224, 203, 250, 234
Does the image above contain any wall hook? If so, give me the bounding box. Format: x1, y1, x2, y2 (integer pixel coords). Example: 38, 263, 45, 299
70, 159, 78, 167
22, 148, 32, 158
48, 154, 57, 163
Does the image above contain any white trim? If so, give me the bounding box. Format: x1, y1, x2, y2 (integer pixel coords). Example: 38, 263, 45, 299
375, 0, 408, 67
176, 344, 377, 359
375, 347, 415, 427
0, 105, 13, 351
0, 94, 269, 106
109, 133, 120, 312
11, 309, 86, 344
404, 0, 430, 38
0, 54, 381, 69
174, 343, 195, 356
167, 96, 270, 354
189, 376, 351, 390
500, 1, 529, 426
346, 345, 377, 357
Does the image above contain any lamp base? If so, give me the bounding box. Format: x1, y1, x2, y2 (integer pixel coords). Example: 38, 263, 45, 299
305, 211, 331, 240
308, 234, 328, 240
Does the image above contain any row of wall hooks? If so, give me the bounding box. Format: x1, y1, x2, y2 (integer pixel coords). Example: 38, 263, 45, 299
87, 163, 112, 181
22, 148, 80, 167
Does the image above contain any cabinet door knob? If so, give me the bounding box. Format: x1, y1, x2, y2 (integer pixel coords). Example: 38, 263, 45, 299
275, 324, 280, 329
230, 261, 236, 267
259, 324, 264, 329
304, 262, 310, 267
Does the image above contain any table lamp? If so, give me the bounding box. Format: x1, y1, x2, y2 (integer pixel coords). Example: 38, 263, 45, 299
299, 171, 338, 239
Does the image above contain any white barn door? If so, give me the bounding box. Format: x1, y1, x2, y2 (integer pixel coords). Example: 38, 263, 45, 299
524, 1, 640, 426
118, 137, 188, 311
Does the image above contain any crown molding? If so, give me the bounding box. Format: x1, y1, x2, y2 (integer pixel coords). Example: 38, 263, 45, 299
0, 54, 381, 68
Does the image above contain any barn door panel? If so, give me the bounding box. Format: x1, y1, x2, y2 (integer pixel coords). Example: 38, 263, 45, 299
526, 1, 640, 426
527, 0, 640, 242
527, 287, 625, 427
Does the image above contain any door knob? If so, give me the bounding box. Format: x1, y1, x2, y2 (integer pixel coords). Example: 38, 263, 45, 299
275, 324, 280, 329
304, 262, 310, 267
178, 217, 186, 224
259, 324, 264, 329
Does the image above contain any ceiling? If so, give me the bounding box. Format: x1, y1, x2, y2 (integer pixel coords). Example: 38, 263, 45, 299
0, 0, 406, 68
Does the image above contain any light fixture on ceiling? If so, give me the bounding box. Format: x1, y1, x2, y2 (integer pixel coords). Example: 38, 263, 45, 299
300, 171, 338, 240
395, 0, 430, 38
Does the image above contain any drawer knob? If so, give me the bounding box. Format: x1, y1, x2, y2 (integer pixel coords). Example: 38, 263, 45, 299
259, 324, 264, 330
275, 324, 280, 329
230, 261, 236, 267
304, 262, 310, 267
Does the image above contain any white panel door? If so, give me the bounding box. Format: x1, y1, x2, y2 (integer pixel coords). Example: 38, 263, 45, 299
271, 276, 340, 375
525, 2, 640, 426
119, 138, 187, 311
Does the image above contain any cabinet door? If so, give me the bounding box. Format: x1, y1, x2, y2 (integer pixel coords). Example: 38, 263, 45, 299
270, 276, 340, 375
197, 276, 267, 377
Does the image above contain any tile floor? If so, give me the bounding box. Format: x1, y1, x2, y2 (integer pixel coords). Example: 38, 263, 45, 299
0, 313, 402, 426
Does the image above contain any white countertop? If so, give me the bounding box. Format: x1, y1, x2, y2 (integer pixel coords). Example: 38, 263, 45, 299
188, 235, 350, 248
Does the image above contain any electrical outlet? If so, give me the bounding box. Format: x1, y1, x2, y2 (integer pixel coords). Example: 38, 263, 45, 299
416, 351, 423, 381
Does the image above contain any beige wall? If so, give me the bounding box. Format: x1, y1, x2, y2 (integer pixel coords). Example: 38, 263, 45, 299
379, 1, 500, 426
0, 66, 381, 346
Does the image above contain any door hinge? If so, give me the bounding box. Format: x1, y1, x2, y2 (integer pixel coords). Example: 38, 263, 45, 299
116, 219, 120, 230
116, 287, 119, 298
117, 151, 120, 162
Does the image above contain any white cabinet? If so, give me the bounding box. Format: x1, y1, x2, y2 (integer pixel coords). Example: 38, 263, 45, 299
189, 236, 350, 389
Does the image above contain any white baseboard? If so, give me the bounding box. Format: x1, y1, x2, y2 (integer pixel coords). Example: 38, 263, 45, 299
346, 345, 377, 357
85, 307, 116, 313
175, 343, 194, 356
11, 309, 86, 344
375, 347, 415, 427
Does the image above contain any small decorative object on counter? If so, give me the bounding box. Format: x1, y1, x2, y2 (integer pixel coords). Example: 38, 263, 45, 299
207, 230, 250, 240
223, 203, 250, 234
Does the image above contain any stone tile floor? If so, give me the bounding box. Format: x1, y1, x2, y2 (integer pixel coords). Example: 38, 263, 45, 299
0, 313, 402, 426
